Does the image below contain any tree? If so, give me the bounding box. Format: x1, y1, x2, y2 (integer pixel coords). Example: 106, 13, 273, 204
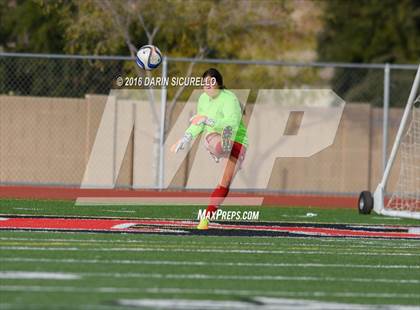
1, 0, 324, 99
0, 0, 68, 53
1, 0, 326, 101
63, 0, 320, 117
318, 0, 420, 106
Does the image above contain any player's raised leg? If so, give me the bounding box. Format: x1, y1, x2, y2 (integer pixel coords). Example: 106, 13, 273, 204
198, 141, 246, 230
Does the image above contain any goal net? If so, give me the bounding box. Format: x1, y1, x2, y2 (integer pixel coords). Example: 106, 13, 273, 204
386, 96, 420, 214
373, 65, 420, 219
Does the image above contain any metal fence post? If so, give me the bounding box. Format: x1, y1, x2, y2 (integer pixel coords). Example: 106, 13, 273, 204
112, 95, 118, 187
382, 63, 390, 173
158, 56, 168, 189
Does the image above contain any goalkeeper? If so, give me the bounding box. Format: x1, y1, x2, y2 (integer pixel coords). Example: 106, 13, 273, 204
170, 68, 248, 230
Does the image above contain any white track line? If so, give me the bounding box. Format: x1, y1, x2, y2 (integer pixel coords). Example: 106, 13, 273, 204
0, 285, 419, 300
1, 257, 419, 269
2, 237, 419, 249
1, 246, 419, 256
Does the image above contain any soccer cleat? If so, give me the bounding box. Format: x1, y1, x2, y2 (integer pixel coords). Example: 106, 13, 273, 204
197, 217, 209, 230
221, 126, 233, 153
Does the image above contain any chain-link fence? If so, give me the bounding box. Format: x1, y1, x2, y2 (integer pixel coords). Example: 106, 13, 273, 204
0, 52, 418, 195
1, 53, 417, 104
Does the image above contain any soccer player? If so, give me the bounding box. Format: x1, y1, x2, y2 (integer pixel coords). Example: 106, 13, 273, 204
170, 68, 248, 229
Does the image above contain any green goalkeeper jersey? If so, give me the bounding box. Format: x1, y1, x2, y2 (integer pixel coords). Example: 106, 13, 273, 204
185, 89, 248, 147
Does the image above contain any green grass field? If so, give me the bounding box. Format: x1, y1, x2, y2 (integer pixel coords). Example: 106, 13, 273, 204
1, 199, 420, 310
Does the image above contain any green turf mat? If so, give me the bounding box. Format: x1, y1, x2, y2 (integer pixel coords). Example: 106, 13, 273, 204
0, 199, 419, 309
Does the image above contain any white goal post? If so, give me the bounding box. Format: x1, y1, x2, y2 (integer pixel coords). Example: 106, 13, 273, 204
370, 65, 420, 219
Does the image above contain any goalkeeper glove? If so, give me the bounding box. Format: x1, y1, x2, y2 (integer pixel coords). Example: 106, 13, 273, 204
173, 132, 192, 153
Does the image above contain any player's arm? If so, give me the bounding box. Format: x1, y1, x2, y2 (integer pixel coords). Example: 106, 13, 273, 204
170, 99, 205, 153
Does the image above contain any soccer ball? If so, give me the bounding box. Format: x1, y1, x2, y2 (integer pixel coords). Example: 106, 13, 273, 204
136, 45, 162, 70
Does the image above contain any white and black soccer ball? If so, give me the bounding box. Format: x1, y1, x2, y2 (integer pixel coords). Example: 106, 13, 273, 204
136, 45, 162, 70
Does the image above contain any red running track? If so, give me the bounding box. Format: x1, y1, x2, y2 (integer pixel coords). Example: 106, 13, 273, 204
0, 185, 357, 208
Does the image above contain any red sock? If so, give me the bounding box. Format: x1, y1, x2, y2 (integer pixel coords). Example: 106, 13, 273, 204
205, 205, 218, 218
205, 185, 229, 218
210, 185, 229, 206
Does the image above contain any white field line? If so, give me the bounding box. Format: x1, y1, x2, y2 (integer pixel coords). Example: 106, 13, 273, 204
1, 246, 420, 256
5, 270, 414, 284
1, 237, 419, 249
12, 208, 43, 211
317, 238, 420, 246
96, 272, 420, 284
0, 300, 417, 310
257, 297, 420, 310
4, 270, 417, 284
116, 297, 420, 310
0, 271, 80, 280
4, 229, 420, 243
299, 235, 420, 243
1, 285, 419, 300
3, 237, 419, 252
0, 304, 119, 310
0, 237, 275, 246
117, 298, 252, 310
1, 257, 419, 270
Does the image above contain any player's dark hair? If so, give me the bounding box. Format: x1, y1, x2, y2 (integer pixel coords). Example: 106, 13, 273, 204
202, 68, 246, 115
202, 68, 225, 89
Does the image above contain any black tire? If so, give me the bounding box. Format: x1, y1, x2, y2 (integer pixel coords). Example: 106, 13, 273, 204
358, 191, 374, 214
